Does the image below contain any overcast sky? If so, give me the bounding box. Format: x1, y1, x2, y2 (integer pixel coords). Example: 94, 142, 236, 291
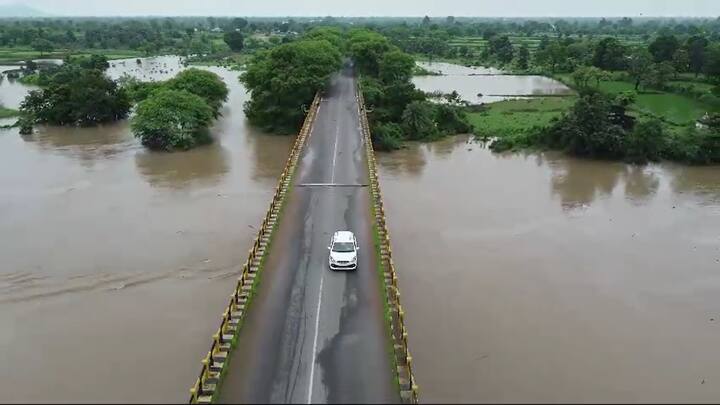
4, 0, 720, 17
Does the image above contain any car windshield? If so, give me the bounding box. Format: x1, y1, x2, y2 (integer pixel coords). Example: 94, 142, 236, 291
332, 242, 355, 253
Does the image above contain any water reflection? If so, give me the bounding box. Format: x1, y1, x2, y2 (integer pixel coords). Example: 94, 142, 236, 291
376, 143, 427, 178
21, 122, 136, 166
669, 164, 720, 204
134, 143, 231, 189
624, 166, 660, 204
547, 155, 626, 210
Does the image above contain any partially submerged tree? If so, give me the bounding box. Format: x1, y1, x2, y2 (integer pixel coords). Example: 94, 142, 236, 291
131, 89, 214, 151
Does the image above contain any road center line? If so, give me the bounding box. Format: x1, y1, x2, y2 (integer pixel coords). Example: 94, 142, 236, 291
307, 272, 325, 404
330, 118, 340, 183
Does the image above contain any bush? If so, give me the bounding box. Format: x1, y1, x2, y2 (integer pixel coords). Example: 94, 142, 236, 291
372, 122, 404, 151
20, 65, 130, 126
625, 119, 665, 163
664, 127, 720, 164
166, 68, 228, 117
131, 89, 214, 151
401, 100, 439, 141
541, 92, 627, 158
435, 104, 473, 135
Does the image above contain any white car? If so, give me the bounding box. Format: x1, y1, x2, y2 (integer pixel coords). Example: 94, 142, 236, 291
328, 231, 359, 270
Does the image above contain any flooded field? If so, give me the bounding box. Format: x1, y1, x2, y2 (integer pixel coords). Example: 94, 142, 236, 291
2, 56, 720, 403
379, 136, 720, 403
0, 57, 293, 402
414, 61, 573, 104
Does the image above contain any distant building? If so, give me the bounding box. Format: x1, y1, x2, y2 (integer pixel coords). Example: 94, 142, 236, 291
696, 113, 711, 129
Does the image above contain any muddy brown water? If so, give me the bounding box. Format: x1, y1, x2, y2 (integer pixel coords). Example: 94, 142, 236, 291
1, 58, 720, 402
0, 57, 293, 402
414, 61, 573, 104
379, 136, 720, 403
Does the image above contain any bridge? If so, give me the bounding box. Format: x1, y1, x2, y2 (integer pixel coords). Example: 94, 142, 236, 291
189, 66, 418, 404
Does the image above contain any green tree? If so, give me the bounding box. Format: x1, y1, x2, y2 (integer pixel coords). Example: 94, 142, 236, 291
372, 122, 404, 151
672, 48, 690, 75
647, 61, 675, 89
625, 119, 665, 163
628, 48, 653, 90
378, 50, 415, 84
517, 44, 530, 70
348, 29, 392, 76
241, 39, 342, 132
571, 66, 609, 89
401, 101, 438, 140
231, 17, 248, 30
32, 38, 53, 56
648, 34, 679, 63
223, 30, 244, 52
488, 35, 514, 64
77, 54, 109, 71
541, 92, 627, 158
20, 64, 130, 126
703, 44, 720, 82
592, 37, 627, 70
687, 35, 708, 77
167, 68, 228, 117
131, 89, 214, 151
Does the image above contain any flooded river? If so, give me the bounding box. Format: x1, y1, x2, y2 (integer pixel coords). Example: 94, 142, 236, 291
414, 61, 573, 104
0, 57, 293, 402
2, 57, 719, 403
379, 136, 720, 402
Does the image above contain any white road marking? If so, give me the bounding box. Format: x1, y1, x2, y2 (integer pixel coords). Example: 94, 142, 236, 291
307, 273, 325, 404
330, 119, 340, 183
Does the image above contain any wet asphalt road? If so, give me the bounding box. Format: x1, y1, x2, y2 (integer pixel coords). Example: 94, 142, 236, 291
217, 68, 399, 404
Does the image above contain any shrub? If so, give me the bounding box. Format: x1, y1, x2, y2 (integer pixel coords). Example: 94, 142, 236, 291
625, 119, 665, 163
131, 89, 214, 151
372, 122, 404, 151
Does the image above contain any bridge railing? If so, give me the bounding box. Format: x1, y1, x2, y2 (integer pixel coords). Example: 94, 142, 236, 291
357, 86, 419, 404
189, 93, 322, 404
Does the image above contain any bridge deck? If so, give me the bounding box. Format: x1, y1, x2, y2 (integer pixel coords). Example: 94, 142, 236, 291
217, 68, 399, 404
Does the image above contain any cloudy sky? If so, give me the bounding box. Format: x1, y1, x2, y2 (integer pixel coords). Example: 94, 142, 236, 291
4, 0, 720, 17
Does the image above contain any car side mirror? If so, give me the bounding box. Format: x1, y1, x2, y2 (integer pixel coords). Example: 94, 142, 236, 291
327, 246, 331, 250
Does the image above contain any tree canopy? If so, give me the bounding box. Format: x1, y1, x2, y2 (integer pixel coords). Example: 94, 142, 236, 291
241, 38, 342, 132
131, 89, 214, 151
166, 68, 228, 117
20, 63, 130, 127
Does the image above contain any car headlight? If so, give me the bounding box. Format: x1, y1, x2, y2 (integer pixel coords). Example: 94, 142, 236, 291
329, 256, 337, 263
351, 256, 357, 262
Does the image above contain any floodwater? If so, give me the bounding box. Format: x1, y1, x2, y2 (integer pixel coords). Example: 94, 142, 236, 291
414, 61, 573, 104
3, 55, 720, 403
0, 56, 293, 402
378, 136, 720, 403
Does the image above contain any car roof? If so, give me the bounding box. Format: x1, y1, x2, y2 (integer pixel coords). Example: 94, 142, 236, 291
333, 231, 355, 242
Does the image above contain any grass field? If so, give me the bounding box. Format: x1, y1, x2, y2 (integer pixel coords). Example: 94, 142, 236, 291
553, 73, 718, 125
467, 97, 576, 135
448, 35, 646, 54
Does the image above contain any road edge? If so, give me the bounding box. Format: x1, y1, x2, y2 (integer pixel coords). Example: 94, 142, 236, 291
357, 83, 420, 404
189, 94, 322, 404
